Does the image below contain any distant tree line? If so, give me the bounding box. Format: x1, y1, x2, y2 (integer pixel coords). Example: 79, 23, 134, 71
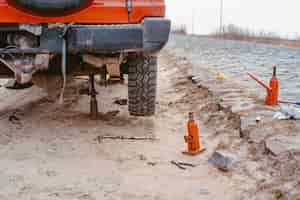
212, 24, 282, 40
211, 24, 300, 47
171, 23, 300, 43
171, 24, 187, 35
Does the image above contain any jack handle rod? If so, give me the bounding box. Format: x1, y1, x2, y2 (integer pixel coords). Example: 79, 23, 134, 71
246, 71, 272, 92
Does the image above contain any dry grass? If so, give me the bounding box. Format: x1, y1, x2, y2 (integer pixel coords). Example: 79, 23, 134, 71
210, 24, 300, 48
211, 33, 300, 48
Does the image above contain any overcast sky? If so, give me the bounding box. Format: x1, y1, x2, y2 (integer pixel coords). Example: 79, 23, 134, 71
166, 0, 299, 38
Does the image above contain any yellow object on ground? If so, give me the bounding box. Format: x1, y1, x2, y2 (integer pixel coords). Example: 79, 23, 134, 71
216, 72, 227, 81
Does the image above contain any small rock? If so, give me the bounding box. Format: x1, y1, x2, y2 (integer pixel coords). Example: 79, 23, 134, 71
147, 162, 157, 166
48, 192, 59, 197
191, 76, 201, 83
46, 170, 58, 177
114, 98, 128, 106
208, 151, 232, 172
265, 136, 300, 156
47, 148, 56, 153
255, 116, 262, 123
138, 154, 147, 161
9, 115, 20, 123
78, 193, 92, 200
272, 189, 284, 200
168, 102, 173, 106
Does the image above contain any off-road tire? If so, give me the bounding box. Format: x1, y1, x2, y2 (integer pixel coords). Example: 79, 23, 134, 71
127, 54, 157, 116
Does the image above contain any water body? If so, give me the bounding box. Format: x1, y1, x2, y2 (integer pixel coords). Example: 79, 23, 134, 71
166, 34, 300, 102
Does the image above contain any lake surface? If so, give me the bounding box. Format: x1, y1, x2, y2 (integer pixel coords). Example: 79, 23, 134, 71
166, 34, 300, 102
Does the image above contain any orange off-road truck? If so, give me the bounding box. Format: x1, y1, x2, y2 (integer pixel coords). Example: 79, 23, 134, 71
0, 0, 170, 116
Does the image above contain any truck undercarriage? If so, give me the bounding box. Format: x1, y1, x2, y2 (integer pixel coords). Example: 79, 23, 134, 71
0, 0, 170, 117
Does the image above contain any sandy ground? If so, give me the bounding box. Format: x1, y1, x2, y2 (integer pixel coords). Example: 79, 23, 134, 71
0, 50, 299, 200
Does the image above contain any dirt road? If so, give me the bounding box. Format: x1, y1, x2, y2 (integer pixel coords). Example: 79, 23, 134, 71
0, 50, 299, 200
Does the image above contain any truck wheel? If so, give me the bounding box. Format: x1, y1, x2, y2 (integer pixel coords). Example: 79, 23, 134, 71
127, 54, 157, 116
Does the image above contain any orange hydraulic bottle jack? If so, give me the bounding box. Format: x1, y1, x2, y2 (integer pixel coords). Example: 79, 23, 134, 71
183, 112, 206, 156
247, 66, 279, 106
